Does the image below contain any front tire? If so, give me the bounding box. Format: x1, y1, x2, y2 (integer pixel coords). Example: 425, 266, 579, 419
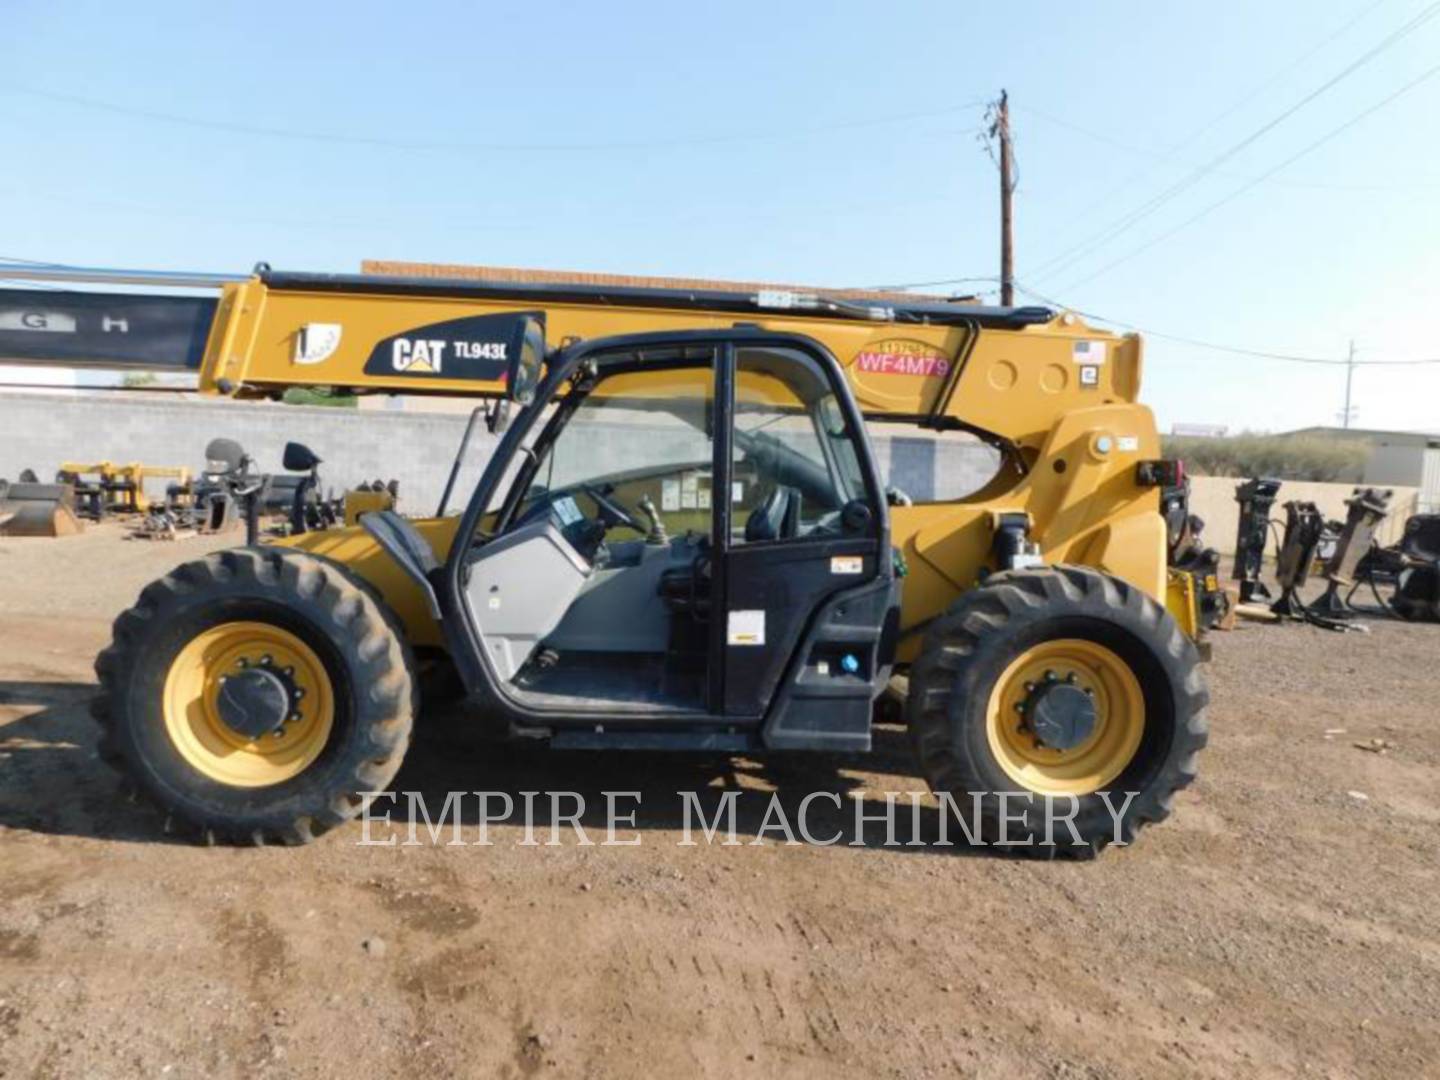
907, 566, 1208, 856
92, 547, 416, 845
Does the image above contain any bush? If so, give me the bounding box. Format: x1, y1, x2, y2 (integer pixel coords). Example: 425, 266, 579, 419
282, 387, 358, 408
1161, 433, 1366, 483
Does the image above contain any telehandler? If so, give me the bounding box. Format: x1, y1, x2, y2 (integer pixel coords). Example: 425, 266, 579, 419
0, 264, 1210, 854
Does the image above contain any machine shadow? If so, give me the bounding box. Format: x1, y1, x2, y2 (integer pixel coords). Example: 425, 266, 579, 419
0, 681, 999, 858
388, 706, 1002, 858
0, 680, 198, 845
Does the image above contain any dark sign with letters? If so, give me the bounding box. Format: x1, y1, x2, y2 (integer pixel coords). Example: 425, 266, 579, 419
0, 290, 217, 370
362, 311, 543, 382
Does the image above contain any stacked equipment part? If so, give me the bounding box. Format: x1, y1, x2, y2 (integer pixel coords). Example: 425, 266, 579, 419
1233, 478, 1281, 603
1312, 488, 1392, 617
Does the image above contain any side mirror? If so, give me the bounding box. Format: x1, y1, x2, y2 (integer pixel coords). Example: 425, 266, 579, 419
204, 437, 246, 474
841, 498, 873, 534
282, 441, 322, 473
487, 316, 544, 435
506, 317, 545, 406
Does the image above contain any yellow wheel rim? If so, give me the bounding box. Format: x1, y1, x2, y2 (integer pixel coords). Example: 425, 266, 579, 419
985, 639, 1144, 797
163, 621, 335, 788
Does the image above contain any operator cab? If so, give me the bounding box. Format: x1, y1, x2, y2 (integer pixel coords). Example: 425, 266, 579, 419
460, 339, 873, 709
414, 330, 896, 748
363, 329, 895, 748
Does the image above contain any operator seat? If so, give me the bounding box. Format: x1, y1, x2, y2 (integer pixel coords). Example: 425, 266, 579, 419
745, 486, 800, 542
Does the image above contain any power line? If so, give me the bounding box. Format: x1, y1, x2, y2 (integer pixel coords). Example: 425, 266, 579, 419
1009, 3, 1399, 261
1148, 0, 1395, 153
1031, 2, 1440, 282
1017, 101, 1440, 190
1025, 0, 1440, 284
1055, 58, 1440, 291
1013, 281, 1440, 365
0, 82, 987, 152
865, 275, 1000, 291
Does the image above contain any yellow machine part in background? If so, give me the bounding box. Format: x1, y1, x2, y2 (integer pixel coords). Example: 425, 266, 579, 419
58, 461, 191, 514
341, 488, 397, 526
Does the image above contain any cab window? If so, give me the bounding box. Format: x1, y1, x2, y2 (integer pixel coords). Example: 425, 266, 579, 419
512, 361, 716, 541
731, 346, 868, 544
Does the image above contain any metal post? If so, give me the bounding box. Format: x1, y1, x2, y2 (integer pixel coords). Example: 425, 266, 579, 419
436, 406, 487, 516
1342, 339, 1356, 429
245, 492, 261, 546
992, 90, 1015, 307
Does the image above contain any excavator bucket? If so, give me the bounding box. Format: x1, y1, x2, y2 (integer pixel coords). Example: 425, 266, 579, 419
0, 481, 84, 537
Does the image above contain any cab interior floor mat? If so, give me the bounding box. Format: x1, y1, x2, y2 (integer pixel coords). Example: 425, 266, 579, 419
514, 650, 706, 712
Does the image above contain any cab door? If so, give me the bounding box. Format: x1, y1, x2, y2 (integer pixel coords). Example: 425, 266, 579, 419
716, 341, 896, 750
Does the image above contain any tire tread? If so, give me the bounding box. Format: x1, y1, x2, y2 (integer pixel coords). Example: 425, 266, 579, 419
906, 565, 1209, 857
92, 546, 416, 846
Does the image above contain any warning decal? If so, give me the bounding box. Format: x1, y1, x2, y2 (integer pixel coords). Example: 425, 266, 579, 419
727, 610, 766, 646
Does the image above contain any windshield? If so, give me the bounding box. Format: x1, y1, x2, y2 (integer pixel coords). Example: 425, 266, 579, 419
541, 397, 712, 495
514, 366, 717, 537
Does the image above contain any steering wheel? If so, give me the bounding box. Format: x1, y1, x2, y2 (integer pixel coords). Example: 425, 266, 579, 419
580, 483, 646, 535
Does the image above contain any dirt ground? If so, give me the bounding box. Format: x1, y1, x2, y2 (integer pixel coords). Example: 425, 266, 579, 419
1, 524, 1437, 1079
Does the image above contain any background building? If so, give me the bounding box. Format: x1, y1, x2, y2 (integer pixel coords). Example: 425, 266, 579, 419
1289, 426, 1440, 512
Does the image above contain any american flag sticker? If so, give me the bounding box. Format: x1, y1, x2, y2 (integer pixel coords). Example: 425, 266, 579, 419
1072, 340, 1107, 364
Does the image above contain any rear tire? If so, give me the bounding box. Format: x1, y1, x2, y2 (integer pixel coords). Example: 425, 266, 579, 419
92, 547, 416, 845
907, 566, 1208, 857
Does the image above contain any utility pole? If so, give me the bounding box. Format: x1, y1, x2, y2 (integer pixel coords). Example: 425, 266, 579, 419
1342, 339, 1357, 429
990, 90, 1015, 307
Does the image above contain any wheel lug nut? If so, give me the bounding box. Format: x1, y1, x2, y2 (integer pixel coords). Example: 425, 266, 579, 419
1013, 701, 1025, 713
1044, 670, 1057, 682
1024, 682, 1036, 693
1065, 673, 1077, 684
261, 654, 273, 667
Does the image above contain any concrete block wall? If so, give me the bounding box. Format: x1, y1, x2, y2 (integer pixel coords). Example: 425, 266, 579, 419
0, 392, 999, 514
0, 392, 501, 515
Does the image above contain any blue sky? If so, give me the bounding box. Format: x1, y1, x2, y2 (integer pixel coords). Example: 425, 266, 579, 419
4, 0, 1439, 433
